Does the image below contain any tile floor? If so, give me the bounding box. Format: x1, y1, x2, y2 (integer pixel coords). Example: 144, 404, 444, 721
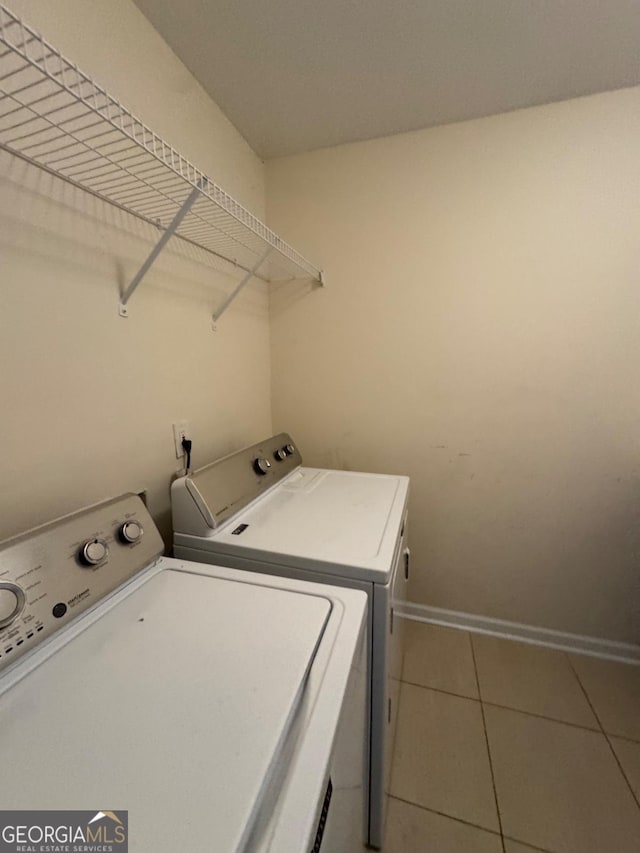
385, 620, 640, 853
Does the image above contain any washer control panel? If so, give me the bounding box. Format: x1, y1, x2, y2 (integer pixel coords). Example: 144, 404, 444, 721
0, 493, 163, 673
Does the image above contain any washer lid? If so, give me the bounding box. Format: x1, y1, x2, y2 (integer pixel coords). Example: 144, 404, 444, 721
0, 569, 331, 853
210, 468, 409, 583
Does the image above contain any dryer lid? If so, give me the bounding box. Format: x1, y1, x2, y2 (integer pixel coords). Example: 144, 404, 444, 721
0, 569, 331, 853
210, 468, 409, 582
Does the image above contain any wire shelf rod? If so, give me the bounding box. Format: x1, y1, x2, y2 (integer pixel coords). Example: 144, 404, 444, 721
0, 140, 256, 279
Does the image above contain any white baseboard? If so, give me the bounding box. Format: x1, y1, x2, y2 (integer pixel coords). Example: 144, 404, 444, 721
397, 601, 640, 665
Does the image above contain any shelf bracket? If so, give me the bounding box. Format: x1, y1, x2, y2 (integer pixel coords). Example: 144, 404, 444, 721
211, 247, 273, 330
119, 178, 207, 317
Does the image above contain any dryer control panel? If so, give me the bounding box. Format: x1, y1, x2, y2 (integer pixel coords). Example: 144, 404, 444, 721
0, 494, 163, 673
172, 432, 303, 534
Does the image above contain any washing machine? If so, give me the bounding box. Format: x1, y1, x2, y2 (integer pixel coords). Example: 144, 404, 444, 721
0, 493, 367, 853
172, 432, 410, 848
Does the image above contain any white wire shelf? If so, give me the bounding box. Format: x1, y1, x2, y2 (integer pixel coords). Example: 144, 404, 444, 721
0, 3, 323, 321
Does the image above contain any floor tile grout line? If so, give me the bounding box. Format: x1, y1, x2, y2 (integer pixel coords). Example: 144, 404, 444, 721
390, 794, 561, 853
402, 614, 640, 668
389, 794, 556, 853
565, 652, 640, 812
476, 699, 599, 735
609, 732, 640, 746
400, 677, 481, 703
401, 677, 603, 735
502, 833, 558, 853
470, 632, 507, 853
388, 794, 503, 839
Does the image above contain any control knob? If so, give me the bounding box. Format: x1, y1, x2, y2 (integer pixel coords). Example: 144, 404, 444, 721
283, 444, 295, 456
253, 457, 271, 476
0, 582, 25, 629
119, 520, 144, 544
274, 448, 287, 461
79, 538, 109, 566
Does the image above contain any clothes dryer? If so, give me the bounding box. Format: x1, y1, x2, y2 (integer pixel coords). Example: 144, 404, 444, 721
172, 433, 410, 848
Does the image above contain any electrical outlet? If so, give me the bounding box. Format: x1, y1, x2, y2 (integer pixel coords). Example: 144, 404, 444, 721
172, 421, 190, 459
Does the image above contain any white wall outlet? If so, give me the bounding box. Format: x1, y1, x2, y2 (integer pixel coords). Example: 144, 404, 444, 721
172, 421, 190, 459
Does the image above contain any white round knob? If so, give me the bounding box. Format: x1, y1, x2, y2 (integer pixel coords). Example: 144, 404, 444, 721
81, 538, 109, 566
120, 520, 144, 544
0, 582, 25, 628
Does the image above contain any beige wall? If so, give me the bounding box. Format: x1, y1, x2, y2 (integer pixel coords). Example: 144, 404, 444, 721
267, 88, 640, 644
2, 3, 638, 644
1, 0, 270, 545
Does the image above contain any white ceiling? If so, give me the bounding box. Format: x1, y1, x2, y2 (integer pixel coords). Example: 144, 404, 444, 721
133, 0, 640, 159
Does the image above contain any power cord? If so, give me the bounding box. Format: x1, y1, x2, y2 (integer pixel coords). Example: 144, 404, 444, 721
181, 437, 193, 474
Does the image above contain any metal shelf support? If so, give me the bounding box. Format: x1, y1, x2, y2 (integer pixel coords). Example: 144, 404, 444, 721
212, 247, 272, 330
119, 178, 207, 317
